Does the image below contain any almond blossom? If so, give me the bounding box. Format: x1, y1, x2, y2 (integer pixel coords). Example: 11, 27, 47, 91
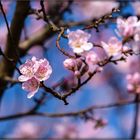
18, 57, 52, 98
101, 37, 123, 58
116, 16, 140, 37
126, 72, 140, 94
67, 29, 93, 54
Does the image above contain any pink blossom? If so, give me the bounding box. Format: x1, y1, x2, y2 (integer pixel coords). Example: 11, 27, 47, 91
7, 121, 44, 138
126, 72, 140, 94
67, 29, 93, 54
34, 58, 52, 81
18, 57, 52, 98
101, 37, 122, 58
18, 57, 37, 82
54, 122, 78, 139
117, 16, 139, 37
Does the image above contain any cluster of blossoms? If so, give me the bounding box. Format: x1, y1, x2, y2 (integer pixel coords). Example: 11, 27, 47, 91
64, 29, 102, 74
101, 16, 140, 60
117, 16, 140, 43
18, 57, 52, 98
18, 16, 140, 98
116, 16, 140, 54
126, 72, 140, 94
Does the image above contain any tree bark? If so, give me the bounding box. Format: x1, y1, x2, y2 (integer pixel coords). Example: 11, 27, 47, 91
0, 1, 30, 101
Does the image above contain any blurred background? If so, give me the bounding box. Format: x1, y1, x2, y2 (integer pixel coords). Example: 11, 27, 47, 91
0, 0, 140, 138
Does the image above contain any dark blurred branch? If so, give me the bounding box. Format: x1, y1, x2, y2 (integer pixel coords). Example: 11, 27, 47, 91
56, 27, 75, 58
0, 98, 139, 121
19, 25, 53, 54
131, 95, 139, 139
19, 0, 73, 54
0, 1, 30, 101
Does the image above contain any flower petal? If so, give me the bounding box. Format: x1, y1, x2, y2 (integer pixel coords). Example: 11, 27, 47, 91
22, 77, 40, 98
101, 41, 109, 50
27, 88, 39, 99
81, 42, 93, 51
34, 59, 52, 81
73, 48, 84, 54
18, 75, 31, 82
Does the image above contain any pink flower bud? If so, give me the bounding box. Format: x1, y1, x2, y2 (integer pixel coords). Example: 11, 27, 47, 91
74, 70, 81, 78
86, 51, 99, 65
123, 46, 130, 53
63, 58, 76, 71
133, 72, 140, 84
127, 84, 134, 93
95, 67, 103, 72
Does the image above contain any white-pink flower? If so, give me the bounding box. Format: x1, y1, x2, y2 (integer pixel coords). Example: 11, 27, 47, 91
101, 37, 123, 58
116, 16, 139, 37
18, 57, 52, 98
67, 29, 93, 54
126, 72, 140, 94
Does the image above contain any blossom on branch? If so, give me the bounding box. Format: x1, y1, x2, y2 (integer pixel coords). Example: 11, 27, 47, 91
85, 51, 99, 66
18, 57, 52, 98
67, 29, 93, 54
126, 72, 140, 94
101, 37, 123, 58
116, 16, 140, 37
63, 58, 77, 71
63, 58, 82, 71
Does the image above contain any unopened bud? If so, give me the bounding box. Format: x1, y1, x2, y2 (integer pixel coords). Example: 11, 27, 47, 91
74, 70, 81, 78
63, 58, 76, 71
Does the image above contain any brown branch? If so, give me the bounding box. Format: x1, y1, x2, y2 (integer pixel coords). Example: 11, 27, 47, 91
0, 1, 30, 101
56, 27, 75, 58
83, 8, 120, 31
0, 98, 139, 121
131, 95, 140, 139
19, 25, 53, 54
